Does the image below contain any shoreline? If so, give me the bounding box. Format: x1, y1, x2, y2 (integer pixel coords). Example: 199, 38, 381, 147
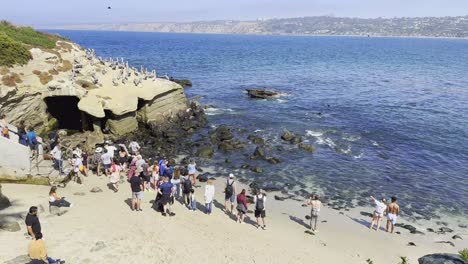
1, 166, 466, 264
42, 28, 468, 41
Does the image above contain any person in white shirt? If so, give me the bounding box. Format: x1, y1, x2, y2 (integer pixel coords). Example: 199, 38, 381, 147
369, 196, 387, 231
105, 142, 117, 159
72, 145, 83, 158
128, 141, 141, 155
100, 149, 112, 176
50, 143, 63, 175
204, 179, 215, 215
71, 154, 83, 184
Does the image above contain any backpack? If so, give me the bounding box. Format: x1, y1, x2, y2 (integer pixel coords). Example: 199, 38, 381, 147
183, 179, 192, 193
255, 195, 264, 210
225, 180, 234, 197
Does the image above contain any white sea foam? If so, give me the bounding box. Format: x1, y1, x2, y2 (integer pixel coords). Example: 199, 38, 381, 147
354, 153, 364, 159
205, 107, 234, 116
254, 129, 264, 133
343, 134, 361, 142
305, 130, 324, 137
276, 99, 287, 103
371, 140, 379, 146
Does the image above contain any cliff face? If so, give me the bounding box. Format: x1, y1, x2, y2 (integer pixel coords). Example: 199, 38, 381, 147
0, 38, 189, 146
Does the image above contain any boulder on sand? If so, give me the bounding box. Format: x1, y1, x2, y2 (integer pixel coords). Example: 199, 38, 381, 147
246, 89, 280, 99
418, 254, 465, 264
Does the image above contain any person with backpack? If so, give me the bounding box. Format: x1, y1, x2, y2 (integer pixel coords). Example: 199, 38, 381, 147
254, 189, 267, 230
26, 128, 39, 156
236, 189, 248, 224
224, 173, 237, 214
182, 174, 193, 208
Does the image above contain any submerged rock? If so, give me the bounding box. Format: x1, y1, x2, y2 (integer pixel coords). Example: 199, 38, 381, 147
247, 135, 265, 145
196, 145, 214, 159
250, 166, 263, 173
298, 143, 315, 153
246, 89, 280, 99
418, 254, 465, 264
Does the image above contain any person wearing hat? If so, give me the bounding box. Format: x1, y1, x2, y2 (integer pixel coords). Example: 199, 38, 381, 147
93, 147, 103, 176
369, 196, 387, 231
224, 173, 237, 214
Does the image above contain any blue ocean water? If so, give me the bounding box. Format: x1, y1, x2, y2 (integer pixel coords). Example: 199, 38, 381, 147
49, 30, 468, 219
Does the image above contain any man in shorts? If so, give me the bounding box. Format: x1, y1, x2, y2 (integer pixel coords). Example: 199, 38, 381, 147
224, 173, 237, 214
158, 177, 175, 216
130, 173, 143, 211
254, 189, 267, 230
386, 196, 400, 234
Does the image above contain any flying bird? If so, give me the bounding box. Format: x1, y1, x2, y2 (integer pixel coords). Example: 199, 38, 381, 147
107, 6, 112, 9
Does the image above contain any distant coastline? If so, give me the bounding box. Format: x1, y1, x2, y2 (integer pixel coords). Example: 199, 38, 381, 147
45, 15, 468, 39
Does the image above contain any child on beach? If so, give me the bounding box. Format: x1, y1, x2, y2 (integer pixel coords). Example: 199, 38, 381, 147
190, 189, 197, 211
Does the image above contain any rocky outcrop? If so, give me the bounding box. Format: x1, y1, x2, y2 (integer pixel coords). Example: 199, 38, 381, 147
0, 39, 190, 137
0, 184, 11, 210
418, 254, 466, 264
246, 89, 280, 99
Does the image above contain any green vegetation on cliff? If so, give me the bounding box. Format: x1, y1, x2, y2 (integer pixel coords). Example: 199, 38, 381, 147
0, 21, 64, 67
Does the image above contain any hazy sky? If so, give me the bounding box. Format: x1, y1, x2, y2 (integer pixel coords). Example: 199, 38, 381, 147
1, 0, 468, 26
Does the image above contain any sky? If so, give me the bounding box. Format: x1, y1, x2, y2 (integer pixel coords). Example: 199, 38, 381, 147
1, 0, 467, 26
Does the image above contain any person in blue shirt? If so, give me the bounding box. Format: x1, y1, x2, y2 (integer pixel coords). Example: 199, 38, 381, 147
26, 128, 39, 156
163, 163, 174, 180
159, 158, 167, 177
158, 176, 175, 217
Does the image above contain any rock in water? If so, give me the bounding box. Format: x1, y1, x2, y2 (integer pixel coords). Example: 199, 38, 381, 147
246, 89, 280, 99
298, 143, 315, 152
418, 254, 465, 264
90, 187, 103, 193
252, 146, 266, 159
250, 166, 263, 173
196, 145, 214, 159
0, 222, 21, 232
281, 131, 296, 142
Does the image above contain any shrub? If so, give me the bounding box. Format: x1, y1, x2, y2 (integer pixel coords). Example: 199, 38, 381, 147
58, 60, 72, 72
0, 20, 59, 49
38, 72, 53, 84
460, 249, 468, 262
0, 32, 32, 67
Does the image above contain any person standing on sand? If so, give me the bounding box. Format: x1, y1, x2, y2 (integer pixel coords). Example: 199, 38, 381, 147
308, 194, 322, 232
130, 173, 143, 211
100, 149, 112, 176
204, 179, 215, 215
369, 196, 387, 231
25, 206, 41, 239
182, 174, 193, 207
187, 159, 197, 185
109, 161, 121, 192
159, 176, 175, 216
236, 189, 248, 224
190, 189, 197, 211
254, 189, 267, 230
118, 146, 129, 170
128, 140, 140, 155
149, 160, 159, 190
386, 196, 400, 233
224, 173, 237, 214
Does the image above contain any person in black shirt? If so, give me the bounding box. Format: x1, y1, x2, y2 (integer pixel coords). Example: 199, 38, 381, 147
130, 175, 143, 211
25, 206, 41, 239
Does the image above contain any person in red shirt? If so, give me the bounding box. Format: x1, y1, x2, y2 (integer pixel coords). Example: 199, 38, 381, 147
236, 189, 248, 224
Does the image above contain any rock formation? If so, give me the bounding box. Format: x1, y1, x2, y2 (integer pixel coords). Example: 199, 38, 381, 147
0, 35, 189, 150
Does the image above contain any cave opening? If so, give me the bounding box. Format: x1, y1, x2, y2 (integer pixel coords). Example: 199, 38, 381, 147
44, 96, 84, 131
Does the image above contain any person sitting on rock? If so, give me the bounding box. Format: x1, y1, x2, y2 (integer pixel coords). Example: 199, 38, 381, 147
28, 232, 64, 264
49, 186, 72, 208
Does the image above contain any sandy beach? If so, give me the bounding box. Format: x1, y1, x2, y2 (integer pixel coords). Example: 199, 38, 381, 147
0, 171, 466, 264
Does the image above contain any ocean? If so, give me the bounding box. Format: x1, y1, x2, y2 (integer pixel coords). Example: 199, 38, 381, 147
48, 30, 468, 221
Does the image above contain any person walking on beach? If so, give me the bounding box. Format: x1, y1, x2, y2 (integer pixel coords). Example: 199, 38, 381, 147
25, 206, 41, 239
104, 141, 117, 159
187, 159, 197, 185
369, 196, 387, 231
93, 147, 103, 176
236, 189, 248, 224
254, 189, 267, 230
159, 176, 175, 216
204, 179, 215, 215
224, 173, 236, 214
386, 196, 400, 234
130, 173, 143, 211
308, 194, 322, 232
49, 186, 72, 208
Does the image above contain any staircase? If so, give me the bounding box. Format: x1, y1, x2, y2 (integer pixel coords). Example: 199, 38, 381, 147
1, 124, 71, 181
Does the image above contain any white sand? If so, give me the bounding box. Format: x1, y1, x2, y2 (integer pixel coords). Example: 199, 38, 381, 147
0, 174, 466, 264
